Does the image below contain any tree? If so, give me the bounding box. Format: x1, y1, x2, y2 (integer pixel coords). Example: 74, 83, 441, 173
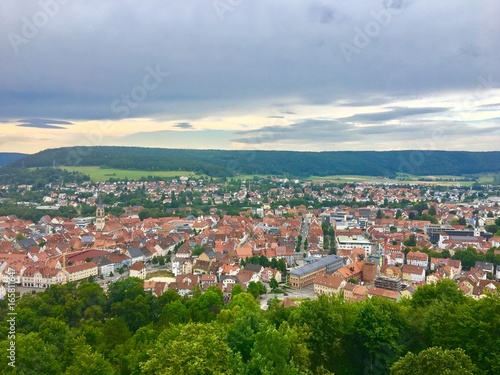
247, 281, 267, 299
390, 347, 477, 375
303, 239, 309, 251
270, 277, 279, 291
376, 209, 384, 219
395, 209, 402, 219
428, 205, 437, 216
411, 279, 467, 308
142, 323, 236, 375
64, 340, 115, 375
403, 235, 417, 247
192, 244, 205, 257
0, 332, 61, 374
231, 284, 244, 297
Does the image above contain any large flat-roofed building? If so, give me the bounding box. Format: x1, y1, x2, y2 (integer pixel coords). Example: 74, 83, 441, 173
336, 235, 373, 258
289, 255, 344, 289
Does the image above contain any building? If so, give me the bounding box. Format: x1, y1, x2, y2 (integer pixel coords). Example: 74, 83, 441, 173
374, 275, 402, 292
406, 251, 429, 268
313, 273, 346, 296
387, 251, 405, 266
95, 202, 105, 232
289, 255, 344, 289
64, 262, 99, 282
343, 283, 368, 302
475, 261, 494, 275
402, 264, 426, 283
336, 235, 373, 258
129, 261, 147, 279
368, 287, 400, 301
22, 266, 65, 288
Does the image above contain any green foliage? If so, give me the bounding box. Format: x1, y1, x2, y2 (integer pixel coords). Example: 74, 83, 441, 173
2, 276, 500, 374
270, 277, 279, 291
142, 322, 236, 374
391, 347, 478, 375
8, 147, 500, 177
231, 284, 244, 297
411, 279, 467, 308
247, 281, 267, 299
403, 235, 417, 247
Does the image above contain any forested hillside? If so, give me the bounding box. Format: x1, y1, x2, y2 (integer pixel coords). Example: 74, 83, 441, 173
0, 153, 25, 167
0, 279, 495, 374
6, 146, 500, 177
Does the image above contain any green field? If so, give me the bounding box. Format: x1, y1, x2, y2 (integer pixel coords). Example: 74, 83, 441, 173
61, 166, 204, 181
59, 166, 491, 186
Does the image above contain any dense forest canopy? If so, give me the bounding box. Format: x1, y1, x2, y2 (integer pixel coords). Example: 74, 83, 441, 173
3, 147, 500, 177
0, 153, 25, 167
0, 278, 498, 374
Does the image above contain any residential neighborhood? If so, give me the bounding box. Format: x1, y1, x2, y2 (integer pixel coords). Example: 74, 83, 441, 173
2, 175, 500, 303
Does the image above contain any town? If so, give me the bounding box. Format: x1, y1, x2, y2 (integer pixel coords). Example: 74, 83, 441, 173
1, 175, 500, 305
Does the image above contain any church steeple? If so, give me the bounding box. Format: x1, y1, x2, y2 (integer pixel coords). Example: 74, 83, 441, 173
96, 192, 105, 232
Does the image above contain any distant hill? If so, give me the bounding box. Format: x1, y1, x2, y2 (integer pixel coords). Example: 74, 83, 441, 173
5, 146, 500, 177
0, 152, 27, 167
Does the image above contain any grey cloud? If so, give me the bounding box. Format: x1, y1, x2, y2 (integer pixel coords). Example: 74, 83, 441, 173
16, 118, 74, 129
173, 122, 194, 129
0, 0, 498, 123
232, 117, 497, 146
342, 107, 448, 122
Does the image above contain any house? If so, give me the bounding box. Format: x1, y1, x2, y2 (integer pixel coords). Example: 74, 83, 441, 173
92, 256, 115, 276
387, 251, 405, 266
244, 263, 263, 278
144, 280, 167, 297
126, 247, 145, 264
430, 257, 462, 275
198, 249, 216, 263
170, 274, 200, 297
381, 266, 403, 279
236, 269, 260, 286
260, 267, 282, 283
368, 287, 400, 301
172, 257, 193, 276
343, 283, 368, 302
496, 265, 500, 281
64, 262, 98, 282
313, 273, 346, 296
406, 251, 428, 268
21, 266, 65, 288
193, 259, 211, 274
220, 275, 238, 291
129, 261, 146, 280
475, 261, 494, 275
332, 261, 364, 281
402, 264, 426, 283
200, 274, 217, 290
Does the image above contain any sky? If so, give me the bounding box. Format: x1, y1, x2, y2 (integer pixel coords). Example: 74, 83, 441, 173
0, 0, 499, 154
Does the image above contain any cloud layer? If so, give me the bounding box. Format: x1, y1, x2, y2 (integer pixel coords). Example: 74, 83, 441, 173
0, 0, 499, 152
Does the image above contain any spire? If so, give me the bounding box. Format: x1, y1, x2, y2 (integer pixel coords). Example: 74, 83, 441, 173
96, 189, 105, 232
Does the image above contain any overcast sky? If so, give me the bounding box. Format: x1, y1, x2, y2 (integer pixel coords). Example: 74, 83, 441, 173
1, 0, 499, 153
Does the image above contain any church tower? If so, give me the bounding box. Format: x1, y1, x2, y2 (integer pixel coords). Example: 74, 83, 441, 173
474, 215, 481, 237
96, 194, 105, 232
